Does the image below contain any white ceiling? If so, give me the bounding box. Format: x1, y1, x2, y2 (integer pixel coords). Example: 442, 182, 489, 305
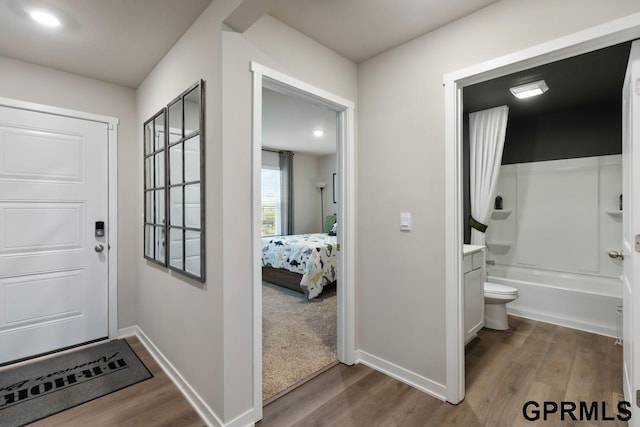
0, 0, 501, 155
0, 0, 502, 89
0, 0, 212, 88
269, 0, 500, 63
262, 88, 337, 156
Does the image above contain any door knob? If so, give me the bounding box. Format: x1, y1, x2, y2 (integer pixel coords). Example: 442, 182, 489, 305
608, 250, 624, 260
95, 244, 105, 253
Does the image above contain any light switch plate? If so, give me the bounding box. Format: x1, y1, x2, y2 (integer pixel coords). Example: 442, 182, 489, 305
400, 212, 411, 231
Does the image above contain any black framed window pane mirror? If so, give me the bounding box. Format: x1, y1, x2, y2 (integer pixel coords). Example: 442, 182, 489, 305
185, 230, 201, 277
143, 109, 168, 266
184, 86, 200, 136
166, 80, 205, 281
168, 99, 183, 143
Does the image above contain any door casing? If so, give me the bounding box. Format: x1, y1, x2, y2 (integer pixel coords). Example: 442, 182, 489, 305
444, 12, 640, 404
0, 96, 119, 345
250, 62, 356, 422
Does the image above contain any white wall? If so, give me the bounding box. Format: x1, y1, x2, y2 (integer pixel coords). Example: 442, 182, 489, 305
357, 0, 640, 389
0, 55, 138, 329
487, 155, 622, 281
292, 153, 322, 234
320, 153, 338, 220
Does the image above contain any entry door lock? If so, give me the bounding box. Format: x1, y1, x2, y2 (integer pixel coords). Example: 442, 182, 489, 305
95, 221, 105, 237
636, 235, 640, 253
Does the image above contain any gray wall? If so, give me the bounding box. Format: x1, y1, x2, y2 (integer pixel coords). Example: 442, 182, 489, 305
357, 0, 640, 388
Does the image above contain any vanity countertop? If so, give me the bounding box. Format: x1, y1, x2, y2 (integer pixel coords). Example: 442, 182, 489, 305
463, 244, 485, 256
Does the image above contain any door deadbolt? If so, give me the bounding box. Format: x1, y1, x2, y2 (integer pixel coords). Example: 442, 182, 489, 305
95, 221, 105, 237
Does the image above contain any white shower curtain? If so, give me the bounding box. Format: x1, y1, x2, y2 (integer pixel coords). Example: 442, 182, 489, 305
470, 105, 509, 246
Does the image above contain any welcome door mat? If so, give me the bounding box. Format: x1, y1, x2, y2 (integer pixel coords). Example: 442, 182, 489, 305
0, 339, 152, 426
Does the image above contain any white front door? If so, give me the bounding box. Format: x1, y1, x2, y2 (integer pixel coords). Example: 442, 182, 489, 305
0, 105, 109, 363
622, 40, 640, 423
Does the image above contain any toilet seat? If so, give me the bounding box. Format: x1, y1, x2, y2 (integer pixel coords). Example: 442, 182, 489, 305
484, 282, 518, 296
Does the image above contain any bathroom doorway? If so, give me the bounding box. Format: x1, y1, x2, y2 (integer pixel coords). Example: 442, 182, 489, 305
459, 43, 628, 404
444, 20, 640, 404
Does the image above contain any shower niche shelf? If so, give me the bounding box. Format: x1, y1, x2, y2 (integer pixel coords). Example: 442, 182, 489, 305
486, 240, 512, 255
605, 209, 622, 218
491, 209, 512, 220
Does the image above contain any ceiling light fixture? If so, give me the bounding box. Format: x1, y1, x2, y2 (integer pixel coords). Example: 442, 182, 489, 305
313, 130, 324, 137
29, 9, 61, 27
509, 80, 548, 99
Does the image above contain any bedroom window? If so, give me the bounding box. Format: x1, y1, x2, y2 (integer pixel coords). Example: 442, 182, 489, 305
261, 167, 281, 236
143, 80, 205, 282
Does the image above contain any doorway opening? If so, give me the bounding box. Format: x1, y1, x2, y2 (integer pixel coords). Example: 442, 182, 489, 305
251, 62, 355, 420
444, 17, 640, 404
260, 86, 339, 403
460, 42, 629, 408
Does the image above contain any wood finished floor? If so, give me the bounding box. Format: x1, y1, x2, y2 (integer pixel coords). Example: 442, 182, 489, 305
30, 336, 206, 427
28, 317, 624, 426
259, 316, 625, 427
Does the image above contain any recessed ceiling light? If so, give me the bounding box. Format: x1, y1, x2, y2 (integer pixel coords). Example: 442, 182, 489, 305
509, 80, 548, 99
29, 9, 61, 27
313, 130, 324, 137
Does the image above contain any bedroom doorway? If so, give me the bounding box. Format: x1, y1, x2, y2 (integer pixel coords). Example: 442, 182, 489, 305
260, 86, 339, 402
251, 62, 356, 417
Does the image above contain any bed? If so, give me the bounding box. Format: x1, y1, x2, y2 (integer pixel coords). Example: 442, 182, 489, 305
261, 233, 337, 300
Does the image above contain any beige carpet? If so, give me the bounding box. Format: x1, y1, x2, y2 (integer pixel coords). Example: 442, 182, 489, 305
262, 281, 337, 401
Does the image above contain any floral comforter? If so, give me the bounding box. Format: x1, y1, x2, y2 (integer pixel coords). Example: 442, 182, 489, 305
262, 233, 337, 300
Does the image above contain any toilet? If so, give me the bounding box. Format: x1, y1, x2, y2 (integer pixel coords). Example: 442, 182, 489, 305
484, 282, 519, 330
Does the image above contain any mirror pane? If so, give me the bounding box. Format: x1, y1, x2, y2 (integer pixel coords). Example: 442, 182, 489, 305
144, 157, 153, 188
155, 189, 165, 224
169, 228, 184, 269
168, 100, 183, 143
154, 111, 165, 151
184, 86, 200, 135
184, 136, 200, 182
154, 226, 165, 262
144, 225, 153, 258
144, 122, 153, 154
169, 143, 183, 185
169, 186, 183, 226
154, 152, 164, 187
184, 184, 200, 228
185, 230, 201, 276
145, 191, 152, 223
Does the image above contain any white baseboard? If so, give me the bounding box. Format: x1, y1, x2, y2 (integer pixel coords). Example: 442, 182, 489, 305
355, 350, 446, 401
118, 326, 254, 427
116, 326, 137, 338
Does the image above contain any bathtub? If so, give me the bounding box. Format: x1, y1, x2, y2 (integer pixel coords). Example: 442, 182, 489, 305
487, 264, 622, 337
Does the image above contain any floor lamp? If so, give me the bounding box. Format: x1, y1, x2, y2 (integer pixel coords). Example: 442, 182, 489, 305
316, 181, 326, 231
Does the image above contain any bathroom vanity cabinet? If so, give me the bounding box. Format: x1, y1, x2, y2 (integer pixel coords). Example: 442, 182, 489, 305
463, 245, 485, 343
